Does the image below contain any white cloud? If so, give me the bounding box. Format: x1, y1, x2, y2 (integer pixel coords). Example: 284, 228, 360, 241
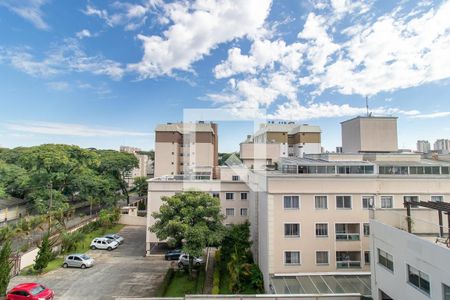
0, 39, 124, 80
47, 81, 70, 91
0, 0, 49, 30
214, 39, 305, 78
76, 29, 92, 39
82, 1, 163, 31
410, 112, 450, 119
5, 121, 152, 137
128, 0, 272, 78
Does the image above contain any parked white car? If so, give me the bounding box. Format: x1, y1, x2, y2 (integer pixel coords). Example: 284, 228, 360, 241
90, 237, 119, 251
103, 233, 124, 244
178, 253, 204, 267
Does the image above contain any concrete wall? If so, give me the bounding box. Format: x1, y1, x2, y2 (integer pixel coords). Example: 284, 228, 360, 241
154, 142, 180, 177
0, 205, 27, 223
370, 219, 450, 300
119, 214, 147, 226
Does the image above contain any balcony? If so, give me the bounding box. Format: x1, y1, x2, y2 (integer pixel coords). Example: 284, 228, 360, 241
336, 251, 361, 269
336, 223, 360, 241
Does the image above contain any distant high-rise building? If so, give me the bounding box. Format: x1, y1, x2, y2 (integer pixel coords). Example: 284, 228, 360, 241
434, 139, 450, 154
416, 140, 431, 153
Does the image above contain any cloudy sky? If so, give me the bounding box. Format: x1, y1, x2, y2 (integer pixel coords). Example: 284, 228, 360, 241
0, 0, 449, 152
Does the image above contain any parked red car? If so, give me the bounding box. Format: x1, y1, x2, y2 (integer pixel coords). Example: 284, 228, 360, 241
7, 283, 54, 300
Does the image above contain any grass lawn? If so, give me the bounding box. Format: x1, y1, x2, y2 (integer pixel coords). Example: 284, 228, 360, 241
164, 269, 205, 297
76, 223, 124, 253
20, 257, 64, 276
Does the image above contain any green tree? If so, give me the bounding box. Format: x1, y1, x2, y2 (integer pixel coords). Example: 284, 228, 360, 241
0, 185, 6, 198
96, 150, 138, 205
0, 240, 13, 296
133, 176, 148, 197
0, 161, 29, 199
150, 191, 225, 276
34, 234, 52, 273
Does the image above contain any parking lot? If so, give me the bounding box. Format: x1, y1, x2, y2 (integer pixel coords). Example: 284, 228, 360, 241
9, 226, 169, 300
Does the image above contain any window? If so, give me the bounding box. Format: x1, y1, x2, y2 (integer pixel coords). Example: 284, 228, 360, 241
284, 223, 300, 237
283, 195, 300, 209
316, 251, 329, 265
407, 264, 430, 295
363, 223, 370, 236
443, 284, 450, 300
431, 195, 443, 202
404, 196, 419, 208
212, 192, 219, 198
335, 224, 360, 241
364, 251, 370, 264
378, 248, 394, 272
315, 223, 328, 237
315, 196, 328, 209
381, 196, 393, 208
240, 208, 248, 216
362, 196, 374, 209
232, 175, 240, 181
241, 192, 248, 200
225, 208, 235, 216
336, 196, 352, 209
284, 251, 300, 265
226, 193, 234, 200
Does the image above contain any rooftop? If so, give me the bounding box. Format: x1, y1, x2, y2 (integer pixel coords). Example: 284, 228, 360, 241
270, 274, 371, 296
155, 122, 216, 134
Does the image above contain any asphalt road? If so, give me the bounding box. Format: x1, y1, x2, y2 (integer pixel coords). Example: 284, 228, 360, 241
9, 226, 169, 300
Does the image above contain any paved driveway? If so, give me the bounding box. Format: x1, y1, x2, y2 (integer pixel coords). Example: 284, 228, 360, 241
9, 226, 169, 300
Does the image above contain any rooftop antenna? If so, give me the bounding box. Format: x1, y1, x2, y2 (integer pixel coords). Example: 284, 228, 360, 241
365, 96, 370, 117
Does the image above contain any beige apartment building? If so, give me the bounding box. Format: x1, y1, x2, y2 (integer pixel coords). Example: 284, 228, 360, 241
147, 117, 450, 297
154, 122, 218, 179
146, 166, 250, 253
240, 122, 322, 169
252, 154, 450, 292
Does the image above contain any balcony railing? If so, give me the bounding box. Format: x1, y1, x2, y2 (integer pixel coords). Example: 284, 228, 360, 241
336, 233, 360, 241
336, 260, 361, 268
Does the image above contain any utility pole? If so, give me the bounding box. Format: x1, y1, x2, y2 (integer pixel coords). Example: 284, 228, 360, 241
48, 181, 53, 232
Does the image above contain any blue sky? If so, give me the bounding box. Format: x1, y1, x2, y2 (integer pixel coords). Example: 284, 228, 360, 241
0, 0, 449, 152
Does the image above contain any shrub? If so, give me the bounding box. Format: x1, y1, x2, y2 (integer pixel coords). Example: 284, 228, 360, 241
61, 231, 85, 253
33, 234, 52, 273
0, 240, 13, 296
156, 268, 175, 297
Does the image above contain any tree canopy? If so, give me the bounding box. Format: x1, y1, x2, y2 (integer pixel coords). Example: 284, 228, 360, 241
0, 144, 139, 213
150, 191, 225, 251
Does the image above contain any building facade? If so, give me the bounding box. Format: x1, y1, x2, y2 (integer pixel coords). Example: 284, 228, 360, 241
370, 208, 450, 300
341, 116, 398, 153
154, 122, 218, 179
417, 140, 431, 153
434, 139, 450, 154
240, 122, 321, 169
120, 146, 149, 185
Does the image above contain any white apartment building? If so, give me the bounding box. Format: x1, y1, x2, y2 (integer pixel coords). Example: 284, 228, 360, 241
417, 140, 431, 153
434, 139, 450, 154
120, 146, 149, 185
370, 205, 450, 300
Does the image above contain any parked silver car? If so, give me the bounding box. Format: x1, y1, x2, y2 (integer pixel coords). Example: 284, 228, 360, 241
178, 253, 204, 267
90, 237, 119, 250
63, 254, 94, 269
103, 233, 124, 244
